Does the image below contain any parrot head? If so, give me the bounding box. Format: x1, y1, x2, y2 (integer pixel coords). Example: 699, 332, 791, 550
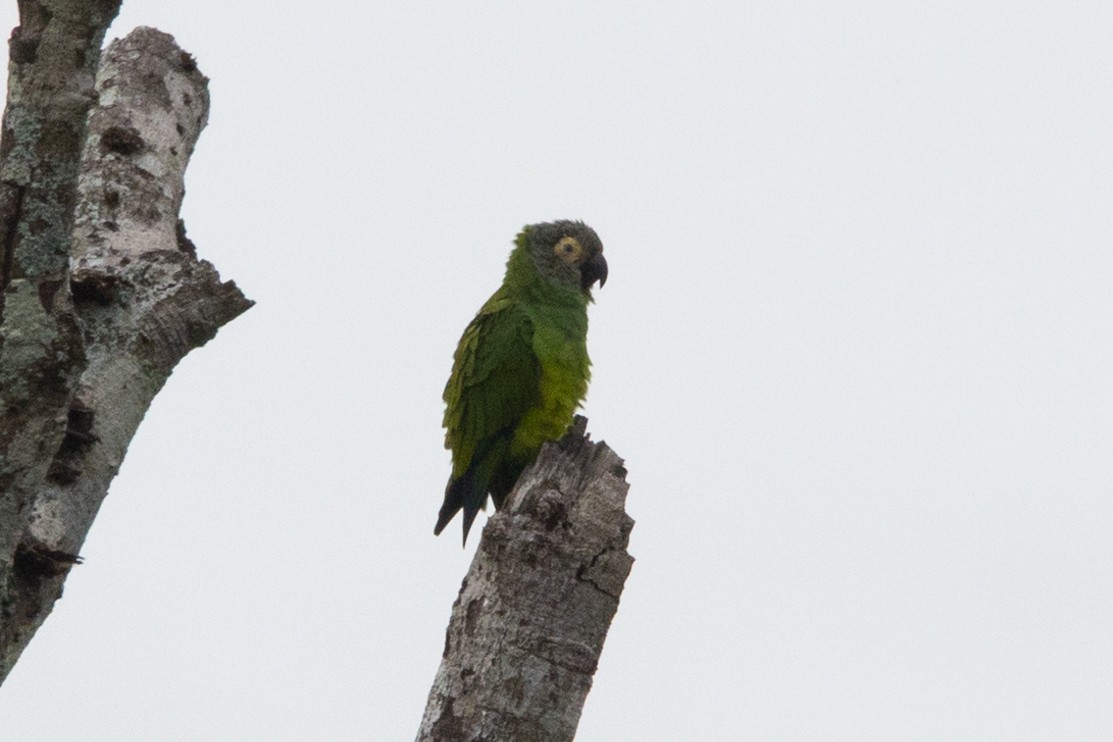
523, 220, 608, 294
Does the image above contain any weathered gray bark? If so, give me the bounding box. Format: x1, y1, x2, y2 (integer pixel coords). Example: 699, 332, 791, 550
0, 0, 121, 642
418, 418, 634, 742
0, 13, 251, 683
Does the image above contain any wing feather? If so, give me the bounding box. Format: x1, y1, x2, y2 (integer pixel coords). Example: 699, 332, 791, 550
442, 292, 539, 478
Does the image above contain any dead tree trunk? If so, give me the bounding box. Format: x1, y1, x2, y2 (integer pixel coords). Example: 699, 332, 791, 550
0, 6, 251, 684
418, 418, 634, 742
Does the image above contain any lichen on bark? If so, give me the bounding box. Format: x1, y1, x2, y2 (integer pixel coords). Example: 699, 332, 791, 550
0, 9, 250, 684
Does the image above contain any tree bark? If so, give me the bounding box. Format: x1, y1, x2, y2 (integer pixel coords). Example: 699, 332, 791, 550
418, 417, 634, 742
0, 0, 121, 649
0, 15, 251, 683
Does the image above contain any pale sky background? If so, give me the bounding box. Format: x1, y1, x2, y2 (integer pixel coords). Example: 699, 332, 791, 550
2, 2, 1112, 740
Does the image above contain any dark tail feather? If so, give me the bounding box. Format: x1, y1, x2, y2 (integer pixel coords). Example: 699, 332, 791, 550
434, 476, 487, 546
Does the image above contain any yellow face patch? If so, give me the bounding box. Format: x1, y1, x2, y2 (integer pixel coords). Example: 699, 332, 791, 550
553, 236, 585, 265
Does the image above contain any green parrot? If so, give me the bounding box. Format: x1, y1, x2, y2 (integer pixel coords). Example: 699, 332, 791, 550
436, 220, 608, 544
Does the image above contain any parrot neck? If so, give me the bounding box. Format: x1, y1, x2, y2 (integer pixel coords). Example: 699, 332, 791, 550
504, 242, 589, 309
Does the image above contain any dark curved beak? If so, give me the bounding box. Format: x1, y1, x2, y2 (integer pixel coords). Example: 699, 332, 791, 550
581, 252, 608, 290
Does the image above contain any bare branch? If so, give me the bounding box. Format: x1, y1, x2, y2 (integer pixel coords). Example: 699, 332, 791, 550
0, 23, 251, 682
418, 417, 634, 742
0, 0, 121, 678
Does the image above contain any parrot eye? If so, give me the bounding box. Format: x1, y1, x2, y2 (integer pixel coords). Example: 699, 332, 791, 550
554, 236, 583, 264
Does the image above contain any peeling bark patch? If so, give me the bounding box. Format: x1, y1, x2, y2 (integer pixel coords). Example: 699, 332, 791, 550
14, 541, 83, 580
71, 271, 119, 305
28, 217, 49, 237
428, 697, 466, 741
464, 597, 483, 637
175, 219, 196, 255
0, 183, 25, 315
9, 35, 40, 65
36, 279, 62, 311
46, 405, 98, 485
534, 490, 568, 531
64, 405, 97, 444
100, 125, 144, 156
177, 51, 197, 72
575, 549, 614, 597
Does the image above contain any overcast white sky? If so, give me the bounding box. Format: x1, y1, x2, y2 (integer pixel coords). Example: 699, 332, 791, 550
2, 2, 1112, 740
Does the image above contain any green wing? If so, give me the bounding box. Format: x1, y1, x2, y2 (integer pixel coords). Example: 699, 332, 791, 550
438, 291, 539, 539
